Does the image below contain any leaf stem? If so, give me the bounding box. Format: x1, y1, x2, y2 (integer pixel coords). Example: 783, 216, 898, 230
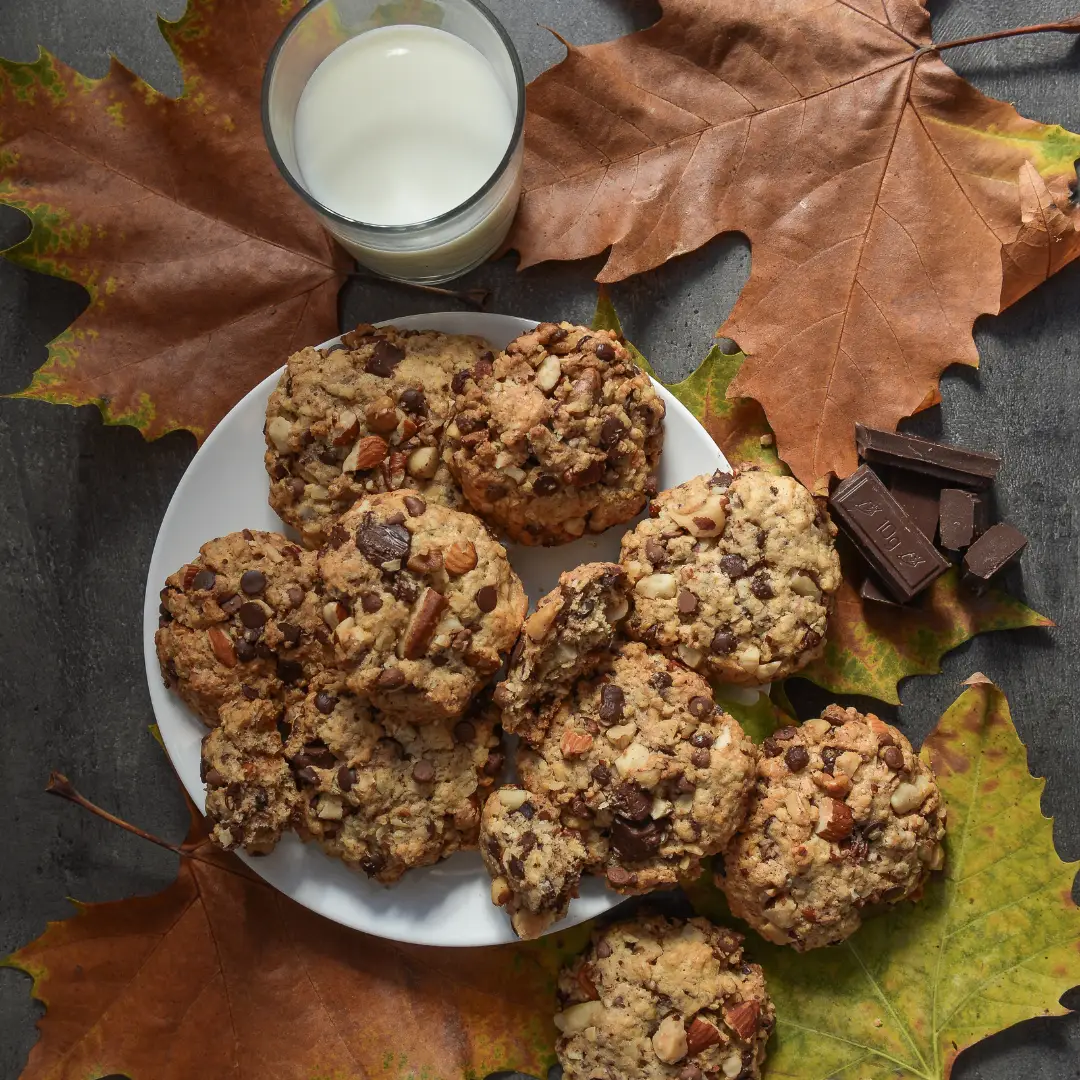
347, 272, 490, 310
924, 17, 1080, 57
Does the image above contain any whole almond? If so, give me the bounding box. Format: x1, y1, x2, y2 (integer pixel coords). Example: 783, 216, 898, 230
444, 540, 478, 575
352, 435, 389, 470
723, 1000, 761, 1041
207, 627, 237, 668
685, 1016, 722, 1055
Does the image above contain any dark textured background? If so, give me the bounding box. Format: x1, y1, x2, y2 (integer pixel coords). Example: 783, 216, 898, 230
0, 1, 1078, 1077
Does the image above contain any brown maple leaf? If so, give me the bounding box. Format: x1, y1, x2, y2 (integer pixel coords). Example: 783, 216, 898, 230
509, 0, 1080, 488
4, 778, 575, 1080
0, 0, 350, 442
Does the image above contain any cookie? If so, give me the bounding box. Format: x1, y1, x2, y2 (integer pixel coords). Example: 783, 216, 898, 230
481, 786, 590, 940
292, 683, 502, 883
555, 914, 774, 1080
718, 705, 946, 950
156, 530, 333, 724
494, 562, 629, 744
446, 322, 665, 545
202, 697, 304, 854
265, 324, 491, 547
517, 642, 758, 893
620, 468, 841, 685
318, 489, 527, 722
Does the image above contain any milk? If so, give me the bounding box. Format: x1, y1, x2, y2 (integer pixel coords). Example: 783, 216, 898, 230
294, 25, 516, 229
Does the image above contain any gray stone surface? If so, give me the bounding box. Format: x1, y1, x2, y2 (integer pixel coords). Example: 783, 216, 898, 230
0, 0, 1078, 1077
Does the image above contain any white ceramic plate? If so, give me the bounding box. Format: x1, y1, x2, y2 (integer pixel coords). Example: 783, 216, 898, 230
143, 312, 730, 946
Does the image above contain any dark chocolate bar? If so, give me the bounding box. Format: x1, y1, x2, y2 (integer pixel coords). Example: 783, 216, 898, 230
962, 522, 1027, 594
860, 574, 903, 607
855, 424, 1002, 490
890, 471, 940, 544
939, 488, 986, 551
830, 465, 950, 602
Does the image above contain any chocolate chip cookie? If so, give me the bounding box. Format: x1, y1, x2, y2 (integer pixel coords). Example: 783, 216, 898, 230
318, 489, 527, 723
620, 468, 841, 685
290, 683, 502, 882
265, 324, 492, 547
718, 705, 946, 950
202, 697, 304, 854
517, 642, 758, 894
156, 530, 333, 724
446, 322, 665, 545
494, 562, 629, 744
481, 786, 590, 939
555, 914, 774, 1080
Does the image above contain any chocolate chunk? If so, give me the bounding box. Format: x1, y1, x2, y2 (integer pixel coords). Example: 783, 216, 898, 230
677, 589, 698, 615
688, 696, 712, 719
720, 554, 748, 579
403, 495, 426, 517
327, 525, 349, 549
234, 638, 256, 663
859, 574, 903, 607
939, 488, 987, 551
830, 465, 950, 602
590, 762, 612, 786
855, 424, 1001, 490
594, 341, 617, 362
398, 388, 425, 414
962, 522, 1027, 594
451, 369, 470, 395
785, 745, 810, 772
750, 573, 774, 600
568, 459, 605, 487
519, 832, 538, 857
599, 416, 626, 448
337, 765, 355, 792
710, 628, 736, 654
610, 782, 651, 821
220, 593, 243, 616
533, 473, 559, 496
645, 538, 667, 566
453, 720, 476, 744
356, 512, 411, 566
611, 817, 666, 860
314, 691, 337, 715
240, 569, 266, 595
411, 759, 435, 783
483, 750, 505, 777
649, 670, 672, 690
889, 471, 941, 544
364, 339, 406, 377
242, 684, 259, 701
191, 569, 215, 591
598, 684, 626, 723
277, 658, 303, 684
820, 747, 838, 774
238, 602, 267, 629
475, 585, 499, 613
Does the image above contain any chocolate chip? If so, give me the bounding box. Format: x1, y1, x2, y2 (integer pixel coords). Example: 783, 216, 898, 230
280, 623, 301, 647
376, 668, 406, 689
360, 853, 386, 877
676, 774, 695, 793
386, 511, 407, 526
774, 726, 797, 741
599, 416, 626, 449
649, 670, 672, 690
710, 628, 736, 654
508, 856, 526, 880
453, 720, 476, 743
762, 737, 783, 758
883, 745, 904, 771
288, 477, 306, 500
533, 473, 559, 496
242, 684, 259, 701
295, 765, 319, 786
238, 602, 266, 629
611, 817, 666, 860
569, 459, 605, 487
483, 750, 505, 776
609, 782, 651, 821
398, 388, 425, 414
598, 684, 625, 724
220, 594, 243, 616
327, 525, 348, 549
803, 628, 822, 649
590, 762, 612, 787
690, 730, 714, 747
287, 586, 304, 609
235, 639, 257, 663
412, 759, 435, 783
691, 747, 711, 768
606, 866, 633, 886
240, 569, 266, 595
751, 573, 774, 600
644, 538, 667, 566
821, 746, 839, 774
356, 512, 411, 566
687, 699, 712, 723
677, 589, 698, 615
191, 569, 215, 591
314, 691, 337, 715
569, 796, 593, 819
337, 765, 355, 792
476, 351, 495, 375
475, 585, 498, 613
596, 939, 613, 959
595, 341, 617, 362
403, 495, 426, 517
204, 767, 226, 788
360, 591, 383, 614
277, 658, 303, 684
365, 339, 405, 377
276, 713, 291, 741
720, 554, 748, 579
451, 369, 470, 394
785, 745, 810, 772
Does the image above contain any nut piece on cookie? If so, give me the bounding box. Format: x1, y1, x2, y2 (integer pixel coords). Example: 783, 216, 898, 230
202, 697, 305, 855
156, 530, 333, 725
718, 705, 947, 950
555, 914, 775, 1080
318, 489, 527, 723
517, 642, 759, 894
445, 322, 665, 545
265, 324, 493, 547
494, 562, 630, 744
620, 468, 841, 685
480, 786, 590, 939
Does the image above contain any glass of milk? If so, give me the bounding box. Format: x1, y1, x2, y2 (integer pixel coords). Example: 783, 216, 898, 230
263, 0, 524, 283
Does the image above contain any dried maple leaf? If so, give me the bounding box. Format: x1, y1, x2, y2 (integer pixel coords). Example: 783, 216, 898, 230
512, 1, 1080, 488
3, 794, 579, 1080
687, 677, 1080, 1079
0, 0, 350, 442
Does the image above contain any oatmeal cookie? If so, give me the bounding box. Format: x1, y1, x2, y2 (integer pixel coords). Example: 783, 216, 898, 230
202, 697, 304, 854
318, 489, 527, 722
719, 705, 946, 950
292, 683, 502, 883
481, 786, 590, 939
156, 530, 333, 724
620, 469, 841, 685
494, 562, 629, 743
517, 643, 758, 893
446, 321, 665, 545
555, 914, 774, 1080
265, 324, 491, 547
